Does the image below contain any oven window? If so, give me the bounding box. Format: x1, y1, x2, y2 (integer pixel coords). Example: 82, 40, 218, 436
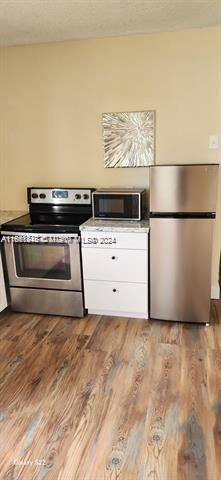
14, 243, 71, 280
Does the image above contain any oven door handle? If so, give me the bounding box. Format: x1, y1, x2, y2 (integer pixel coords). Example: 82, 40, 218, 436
1, 232, 79, 242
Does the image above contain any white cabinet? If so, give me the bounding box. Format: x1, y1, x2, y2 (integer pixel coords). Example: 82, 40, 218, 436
0, 248, 7, 312
84, 281, 148, 315
81, 230, 148, 318
82, 231, 147, 250
82, 248, 147, 283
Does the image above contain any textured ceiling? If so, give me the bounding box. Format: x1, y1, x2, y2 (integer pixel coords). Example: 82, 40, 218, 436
0, 0, 220, 46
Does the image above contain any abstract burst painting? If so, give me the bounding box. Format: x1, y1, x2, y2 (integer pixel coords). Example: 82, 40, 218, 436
102, 111, 155, 168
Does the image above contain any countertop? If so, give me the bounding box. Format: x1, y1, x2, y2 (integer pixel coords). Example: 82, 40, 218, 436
0, 210, 27, 227
80, 217, 149, 233
0, 211, 149, 232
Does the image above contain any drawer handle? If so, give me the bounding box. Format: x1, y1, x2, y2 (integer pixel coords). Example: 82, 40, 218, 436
111, 256, 116, 260
113, 288, 117, 293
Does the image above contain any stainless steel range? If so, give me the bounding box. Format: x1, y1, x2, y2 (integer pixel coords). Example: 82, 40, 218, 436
1, 187, 95, 317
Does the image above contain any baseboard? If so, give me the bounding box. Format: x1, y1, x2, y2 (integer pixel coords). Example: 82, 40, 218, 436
211, 284, 220, 299
88, 309, 148, 319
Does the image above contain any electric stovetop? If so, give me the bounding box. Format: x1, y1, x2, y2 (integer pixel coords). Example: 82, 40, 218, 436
1, 187, 95, 234
1, 213, 90, 234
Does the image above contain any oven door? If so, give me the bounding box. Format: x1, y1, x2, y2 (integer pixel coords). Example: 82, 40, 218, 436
3, 232, 81, 291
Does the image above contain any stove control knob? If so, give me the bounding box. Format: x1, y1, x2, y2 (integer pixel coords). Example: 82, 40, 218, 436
40, 193, 46, 199
32, 193, 38, 199
75, 194, 81, 199
83, 194, 89, 200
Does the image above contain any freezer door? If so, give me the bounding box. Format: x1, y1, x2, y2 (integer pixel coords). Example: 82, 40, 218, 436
150, 165, 218, 213
150, 218, 214, 323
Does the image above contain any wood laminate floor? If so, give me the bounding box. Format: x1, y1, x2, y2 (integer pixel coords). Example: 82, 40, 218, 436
0, 302, 221, 480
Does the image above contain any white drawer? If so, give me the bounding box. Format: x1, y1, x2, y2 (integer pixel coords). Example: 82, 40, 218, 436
84, 280, 148, 314
82, 248, 147, 283
81, 231, 147, 250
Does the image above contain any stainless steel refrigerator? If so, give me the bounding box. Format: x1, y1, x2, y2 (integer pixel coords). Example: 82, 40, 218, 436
149, 164, 219, 324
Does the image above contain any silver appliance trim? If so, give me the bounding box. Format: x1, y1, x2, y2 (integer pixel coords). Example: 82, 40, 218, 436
92, 216, 140, 221
4, 234, 82, 291
93, 189, 145, 193
29, 187, 92, 205
10, 287, 84, 317
2, 232, 79, 238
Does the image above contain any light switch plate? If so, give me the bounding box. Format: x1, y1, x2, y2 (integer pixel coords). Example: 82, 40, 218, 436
209, 135, 219, 149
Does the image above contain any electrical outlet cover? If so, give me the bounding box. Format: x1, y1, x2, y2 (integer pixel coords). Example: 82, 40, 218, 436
209, 135, 219, 149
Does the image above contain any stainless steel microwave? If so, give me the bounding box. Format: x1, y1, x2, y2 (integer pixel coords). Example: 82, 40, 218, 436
92, 188, 146, 220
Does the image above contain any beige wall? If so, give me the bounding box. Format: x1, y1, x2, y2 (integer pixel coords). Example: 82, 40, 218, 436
0, 27, 220, 289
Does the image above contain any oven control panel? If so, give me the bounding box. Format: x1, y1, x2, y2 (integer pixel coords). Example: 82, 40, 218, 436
28, 188, 94, 205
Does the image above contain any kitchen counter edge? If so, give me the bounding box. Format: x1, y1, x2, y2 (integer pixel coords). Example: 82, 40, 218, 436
0, 210, 27, 227
80, 217, 149, 233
